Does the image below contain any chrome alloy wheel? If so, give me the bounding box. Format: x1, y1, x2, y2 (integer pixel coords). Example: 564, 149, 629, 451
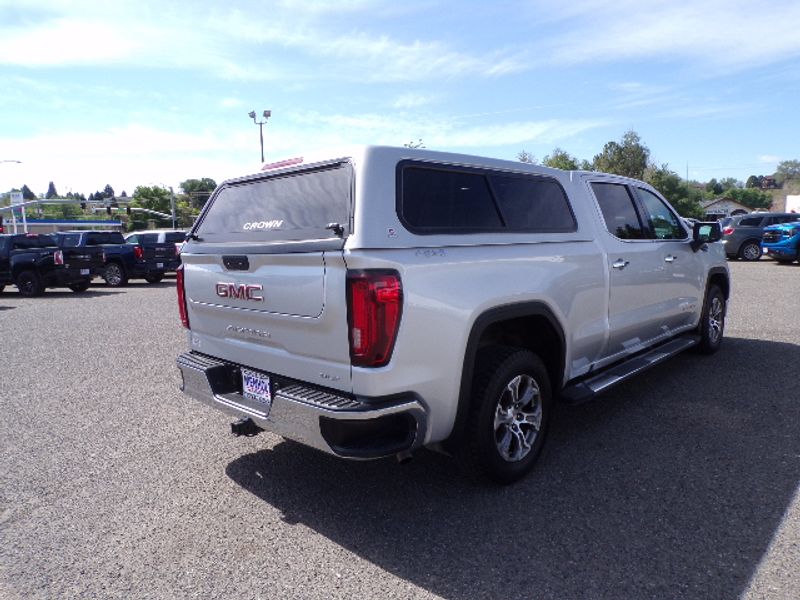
493, 374, 543, 462
708, 296, 724, 344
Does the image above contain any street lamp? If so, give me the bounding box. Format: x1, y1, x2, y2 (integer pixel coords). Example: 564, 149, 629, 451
248, 109, 271, 163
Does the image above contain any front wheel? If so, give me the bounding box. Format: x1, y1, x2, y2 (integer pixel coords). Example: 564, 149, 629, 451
16, 270, 45, 297
458, 346, 551, 484
144, 273, 164, 284
695, 284, 726, 354
69, 280, 92, 293
738, 241, 762, 261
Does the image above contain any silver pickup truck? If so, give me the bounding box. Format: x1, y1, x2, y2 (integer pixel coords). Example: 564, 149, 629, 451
176, 146, 729, 483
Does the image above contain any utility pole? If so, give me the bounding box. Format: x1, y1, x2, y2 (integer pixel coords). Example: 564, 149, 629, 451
248, 110, 272, 163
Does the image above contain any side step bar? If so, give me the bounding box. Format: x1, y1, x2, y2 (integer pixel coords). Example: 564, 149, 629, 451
561, 335, 699, 404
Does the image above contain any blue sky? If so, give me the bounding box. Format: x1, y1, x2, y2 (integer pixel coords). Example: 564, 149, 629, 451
1, 0, 799, 197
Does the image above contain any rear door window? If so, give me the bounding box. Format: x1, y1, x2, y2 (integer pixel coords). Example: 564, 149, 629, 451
739, 217, 762, 227
195, 163, 353, 243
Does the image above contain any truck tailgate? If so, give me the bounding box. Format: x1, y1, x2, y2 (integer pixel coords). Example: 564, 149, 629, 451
182, 250, 352, 391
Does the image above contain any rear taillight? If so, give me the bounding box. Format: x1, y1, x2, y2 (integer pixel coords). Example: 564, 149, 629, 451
176, 264, 189, 329
346, 270, 402, 367
722, 227, 734, 235
54, 250, 64, 265
133, 245, 144, 260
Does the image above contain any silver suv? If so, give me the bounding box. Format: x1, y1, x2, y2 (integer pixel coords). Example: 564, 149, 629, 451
175, 146, 729, 483
721, 212, 800, 260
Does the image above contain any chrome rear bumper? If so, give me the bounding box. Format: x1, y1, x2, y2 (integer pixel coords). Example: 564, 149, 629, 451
176, 352, 427, 459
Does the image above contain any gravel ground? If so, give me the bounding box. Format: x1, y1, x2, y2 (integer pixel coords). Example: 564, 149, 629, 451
1, 261, 798, 600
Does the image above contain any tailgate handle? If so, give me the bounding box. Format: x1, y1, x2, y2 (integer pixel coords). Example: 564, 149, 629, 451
223, 255, 250, 271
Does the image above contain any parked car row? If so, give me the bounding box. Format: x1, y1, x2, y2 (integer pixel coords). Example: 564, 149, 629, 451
0, 229, 185, 297
720, 212, 800, 262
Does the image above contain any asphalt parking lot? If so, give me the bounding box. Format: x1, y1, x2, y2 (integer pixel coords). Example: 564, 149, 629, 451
1, 261, 798, 600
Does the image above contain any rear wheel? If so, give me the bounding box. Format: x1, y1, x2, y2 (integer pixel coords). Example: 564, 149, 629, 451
695, 284, 726, 354
144, 273, 164, 284
738, 241, 762, 261
458, 346, 551, 484
16, 270, 44, 297
69, 280, 92, 293
103, 263, 128, 287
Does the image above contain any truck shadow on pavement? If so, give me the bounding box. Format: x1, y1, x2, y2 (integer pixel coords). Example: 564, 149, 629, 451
226, 336, 800, 600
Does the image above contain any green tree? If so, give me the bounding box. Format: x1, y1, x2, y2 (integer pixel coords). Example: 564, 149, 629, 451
592, 130, 650, 179
775, 159, 800, 183
542, 147, 580, 170
21, 184, 36, 200
517, 150, 537, 164
745, 175, 760, 188
718, 177, 740, 191
103, 184, 115, 198
132, 185, 171, 215
403, 139, 425, 149
726, 188, 772, 210
705, 178, 723, 195
180, 177, 217, 209
644, 164, 703, 218
45, 181, 58, 199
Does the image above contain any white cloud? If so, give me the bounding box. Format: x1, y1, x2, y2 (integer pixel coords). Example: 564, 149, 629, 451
758, 155, 781, 164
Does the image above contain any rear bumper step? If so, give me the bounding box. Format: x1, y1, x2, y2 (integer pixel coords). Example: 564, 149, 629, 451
561, 335, 699, 404
176, 352, 428, 459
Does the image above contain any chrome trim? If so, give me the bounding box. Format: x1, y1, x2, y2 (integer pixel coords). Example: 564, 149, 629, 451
177, 353, 428, 458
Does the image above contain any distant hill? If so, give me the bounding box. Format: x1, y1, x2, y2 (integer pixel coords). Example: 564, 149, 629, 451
768, 180, 800, 211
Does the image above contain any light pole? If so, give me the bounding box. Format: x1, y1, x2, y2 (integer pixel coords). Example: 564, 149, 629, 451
248, 110, 271, 163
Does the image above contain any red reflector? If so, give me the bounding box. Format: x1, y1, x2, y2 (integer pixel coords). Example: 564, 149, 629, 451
176, 264, 189, 329
133, 245, 144, 260
346, 270, 402, 367
54, 250, 64, 265
722, 227, 734, 235
261, 157, 304, 171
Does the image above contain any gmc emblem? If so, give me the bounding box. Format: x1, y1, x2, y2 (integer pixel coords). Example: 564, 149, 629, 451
215, 282, 264, 302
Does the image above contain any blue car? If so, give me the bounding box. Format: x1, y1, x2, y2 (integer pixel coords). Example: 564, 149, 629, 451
762, 221, 800, 263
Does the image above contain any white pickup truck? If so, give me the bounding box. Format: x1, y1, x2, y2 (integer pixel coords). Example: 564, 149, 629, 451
176, 146, 729, 483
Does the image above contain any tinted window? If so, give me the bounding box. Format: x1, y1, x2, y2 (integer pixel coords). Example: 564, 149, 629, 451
12, 235, 57, 249
399, 164, 575, 233
196, 163, 352, 243
739, 217, 762, 227
55, 233, 81, 247
490, 175, 576, 232
137, 234, 158, 245
87, 232, 125, 245
401, 167, 501, 231
591, 183, 646, 240
636, 188, 688, 240
164, 232, 186, 243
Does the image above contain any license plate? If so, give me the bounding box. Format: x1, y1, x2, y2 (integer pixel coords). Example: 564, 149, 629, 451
241, 368, 272, 409
80, 269, 90, 275
157, 262, 164, 269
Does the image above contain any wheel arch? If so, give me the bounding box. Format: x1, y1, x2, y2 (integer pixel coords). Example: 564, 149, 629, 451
707, 267, 730, 300
446, 302, 566, 448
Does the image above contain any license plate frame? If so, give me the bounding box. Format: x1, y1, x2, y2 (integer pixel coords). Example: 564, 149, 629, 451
241, 367, 272, 411
80, 269, 90, 275
156, 262, 164, 269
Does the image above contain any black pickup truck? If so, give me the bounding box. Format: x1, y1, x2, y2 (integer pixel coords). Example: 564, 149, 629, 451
0, 233, 103, 296
52, 230, 181, 286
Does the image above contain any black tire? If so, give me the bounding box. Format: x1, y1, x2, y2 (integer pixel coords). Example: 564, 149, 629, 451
695, 284, 726, 355
103, 263, 128, 287
144, 273, 164, 284
458, 346, 551, 484
0, 285, 4, 294
69, 280, 92, 293
738, 241, 762, 261
16, 270, 45, 297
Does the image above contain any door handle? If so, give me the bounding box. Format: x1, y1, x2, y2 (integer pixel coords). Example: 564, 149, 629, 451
664, 255, 677, 263
612, 259, 629, 270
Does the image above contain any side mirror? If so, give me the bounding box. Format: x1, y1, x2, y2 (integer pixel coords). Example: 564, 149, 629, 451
691, 221, 721, 251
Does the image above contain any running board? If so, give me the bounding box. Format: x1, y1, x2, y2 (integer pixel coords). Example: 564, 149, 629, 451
561, 335, 700, 404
